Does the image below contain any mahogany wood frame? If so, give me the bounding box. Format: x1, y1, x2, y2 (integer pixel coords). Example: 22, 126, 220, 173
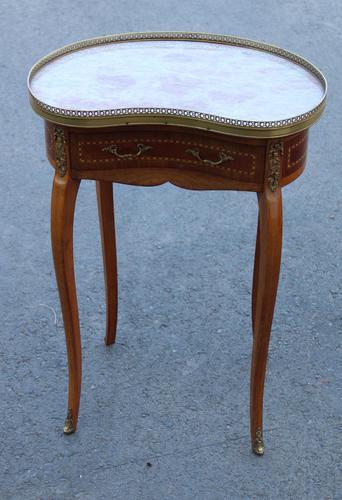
46, 121, 309, 454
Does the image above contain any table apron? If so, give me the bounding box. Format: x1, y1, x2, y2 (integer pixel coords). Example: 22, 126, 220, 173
45, 122, 308, 191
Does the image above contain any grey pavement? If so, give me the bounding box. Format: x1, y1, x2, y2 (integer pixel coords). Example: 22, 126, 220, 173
0, 0, 341, 499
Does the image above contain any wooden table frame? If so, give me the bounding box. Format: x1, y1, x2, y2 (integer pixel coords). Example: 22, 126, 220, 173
45, 120, 309, 455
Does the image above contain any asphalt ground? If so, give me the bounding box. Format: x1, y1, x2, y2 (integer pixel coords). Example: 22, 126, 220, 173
0, 1, 341, 498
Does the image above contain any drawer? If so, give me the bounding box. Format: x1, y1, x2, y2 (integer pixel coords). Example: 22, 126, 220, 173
69, 126, 266, 184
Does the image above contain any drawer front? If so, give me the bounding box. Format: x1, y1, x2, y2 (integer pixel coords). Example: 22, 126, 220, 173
69, 128, 266, 184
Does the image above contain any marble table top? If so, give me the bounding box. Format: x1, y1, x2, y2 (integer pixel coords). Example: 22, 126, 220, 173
28, 33, 327, 136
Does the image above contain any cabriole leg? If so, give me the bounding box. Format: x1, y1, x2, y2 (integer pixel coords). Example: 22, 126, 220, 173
250, 188, 282, 455
252, 217, 260, 334
51, 172, 81, 434
96, 181, 118, 345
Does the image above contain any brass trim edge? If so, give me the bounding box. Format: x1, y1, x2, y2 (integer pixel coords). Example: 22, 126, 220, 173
28, 31, 327, 138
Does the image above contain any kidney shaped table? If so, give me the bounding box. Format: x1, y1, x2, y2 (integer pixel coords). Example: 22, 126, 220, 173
28, 32, 326, 455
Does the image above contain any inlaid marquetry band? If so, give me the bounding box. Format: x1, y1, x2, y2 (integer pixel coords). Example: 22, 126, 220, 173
76, 137, 257, 178
28, 32, 327, 138
287, 135, 307, 172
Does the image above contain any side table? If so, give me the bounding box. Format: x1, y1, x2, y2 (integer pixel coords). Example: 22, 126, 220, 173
27, 32, 327, 455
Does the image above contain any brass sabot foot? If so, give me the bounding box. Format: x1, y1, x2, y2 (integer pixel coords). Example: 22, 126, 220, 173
252, 428, 265, 456
63, 408, 75, 434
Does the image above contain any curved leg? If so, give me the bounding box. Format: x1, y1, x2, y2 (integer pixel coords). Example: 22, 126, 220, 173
252, 216, 260, 334
250, 188, 282, 455
96, 181, 118, 345
51, 172, 81, 434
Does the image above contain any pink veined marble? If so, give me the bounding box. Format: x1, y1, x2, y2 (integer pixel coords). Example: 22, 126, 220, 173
30, 40, 325, 123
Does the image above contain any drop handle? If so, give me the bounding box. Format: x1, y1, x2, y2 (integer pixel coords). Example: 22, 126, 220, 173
102, 143, 152, 159
186, 148, 234, 166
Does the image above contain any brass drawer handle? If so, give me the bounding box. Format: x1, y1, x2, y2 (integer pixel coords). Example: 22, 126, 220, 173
186, 148, 234, 166
102, 143, 152, 159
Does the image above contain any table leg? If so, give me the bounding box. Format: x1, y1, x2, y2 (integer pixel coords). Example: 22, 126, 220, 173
252, 217, 260, 334
51, 172, 81, 434
250, 188, 282, 455
96, 181, 118, 345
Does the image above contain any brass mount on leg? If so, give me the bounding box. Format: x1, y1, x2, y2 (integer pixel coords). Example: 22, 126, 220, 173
252, 427, 265, 456
63, 408, 75, 434
54, 127, 68, 177
267, 142, 283, 192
